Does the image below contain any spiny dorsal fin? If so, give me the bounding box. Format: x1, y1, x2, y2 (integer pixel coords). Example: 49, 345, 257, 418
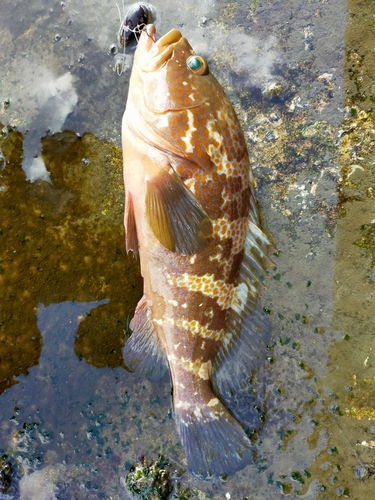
145, 169, 212, 255
212, 219, 275, 430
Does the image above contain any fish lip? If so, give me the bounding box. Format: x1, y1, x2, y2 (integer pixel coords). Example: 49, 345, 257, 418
155, 27, 182, 47
140, 25, 184, 72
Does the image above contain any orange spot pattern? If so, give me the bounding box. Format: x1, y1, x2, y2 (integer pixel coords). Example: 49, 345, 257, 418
175, 273, 234, 310
146, 42, 257, 374
212, 217, 248, 255
176, 319, 226, 342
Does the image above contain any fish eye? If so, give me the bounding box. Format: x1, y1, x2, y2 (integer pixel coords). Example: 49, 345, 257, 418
186, 55, 208, 75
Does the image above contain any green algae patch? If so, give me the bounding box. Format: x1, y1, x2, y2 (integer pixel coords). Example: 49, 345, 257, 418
126, 455, 172, 500
278, 429, 298, 451
125, 455, 196, 500
353, 222, 375, 267
345, 407, 375, 421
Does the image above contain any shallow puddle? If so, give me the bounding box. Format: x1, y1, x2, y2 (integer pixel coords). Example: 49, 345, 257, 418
1, 0, 374, 498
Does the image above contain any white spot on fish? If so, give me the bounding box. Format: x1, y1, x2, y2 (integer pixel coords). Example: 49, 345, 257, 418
190, 254, 196, 264
168, 299, 178, 306
176, 400, 191, 409
209, 250, 223, 263
206, 119, 223, 150
194, 407, 203, 418
198, 361, 211, 380
205, 308, 214, 319
157, 113, 169, 129
180, 109, 197, 153
184, 177, 196, 194
231, 282, 248, 315
207, 398, 220, 407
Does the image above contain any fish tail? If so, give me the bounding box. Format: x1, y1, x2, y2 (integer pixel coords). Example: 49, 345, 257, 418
174, 397, 255, 478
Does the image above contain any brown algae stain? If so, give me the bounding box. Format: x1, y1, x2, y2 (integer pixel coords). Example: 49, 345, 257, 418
0, 125, 143, 392
295, 2, 375, 498
279, 429, 298, 452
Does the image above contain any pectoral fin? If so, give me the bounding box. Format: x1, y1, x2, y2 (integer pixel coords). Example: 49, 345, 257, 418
145, 169, 212, 255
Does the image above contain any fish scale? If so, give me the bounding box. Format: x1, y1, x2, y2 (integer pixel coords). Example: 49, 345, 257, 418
121, 24, 273, 478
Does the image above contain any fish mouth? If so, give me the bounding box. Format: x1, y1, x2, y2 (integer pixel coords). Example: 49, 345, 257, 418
140, 25, 184, 72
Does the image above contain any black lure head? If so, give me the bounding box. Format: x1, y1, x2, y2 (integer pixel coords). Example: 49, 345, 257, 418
119, 3, 153, 47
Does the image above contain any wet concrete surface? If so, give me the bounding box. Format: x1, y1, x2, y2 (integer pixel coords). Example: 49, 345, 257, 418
0, 0, 374, 498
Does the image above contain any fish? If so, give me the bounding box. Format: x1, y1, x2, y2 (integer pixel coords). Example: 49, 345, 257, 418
121, 24, 273, 478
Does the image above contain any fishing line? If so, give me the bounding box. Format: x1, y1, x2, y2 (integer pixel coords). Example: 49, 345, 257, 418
115, 2, 155, 75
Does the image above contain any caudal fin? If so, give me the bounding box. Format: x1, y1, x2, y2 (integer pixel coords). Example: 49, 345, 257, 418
174, 401, 255, 479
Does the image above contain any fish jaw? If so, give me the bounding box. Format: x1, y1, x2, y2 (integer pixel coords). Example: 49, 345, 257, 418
136, 25, 184, 72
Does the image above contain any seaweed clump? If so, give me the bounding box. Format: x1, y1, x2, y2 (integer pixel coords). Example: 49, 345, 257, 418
126, 455, 172, 500
0, 455, 14, 494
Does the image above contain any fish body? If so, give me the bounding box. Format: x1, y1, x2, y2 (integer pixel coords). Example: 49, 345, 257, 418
122, 25, 273, 478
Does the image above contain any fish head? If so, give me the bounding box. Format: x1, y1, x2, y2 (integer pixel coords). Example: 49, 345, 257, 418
133, 24, 209, 113
126, 25, 228, 167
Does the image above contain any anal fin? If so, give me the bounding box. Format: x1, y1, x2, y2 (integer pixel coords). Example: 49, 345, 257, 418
123, 296, 168, 377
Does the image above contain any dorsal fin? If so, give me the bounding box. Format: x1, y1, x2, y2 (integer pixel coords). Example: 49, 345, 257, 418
145, 169, 212, 255
212, 219, 275, 429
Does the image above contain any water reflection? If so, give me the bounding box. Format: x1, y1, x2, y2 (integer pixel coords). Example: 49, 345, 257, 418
21, 69, 78, 183
3, 0, 372, 497
0, 124, 142, 394
37, 298, 110, 369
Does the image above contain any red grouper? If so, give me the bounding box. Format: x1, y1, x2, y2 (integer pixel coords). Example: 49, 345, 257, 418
121, 24, 274, 478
